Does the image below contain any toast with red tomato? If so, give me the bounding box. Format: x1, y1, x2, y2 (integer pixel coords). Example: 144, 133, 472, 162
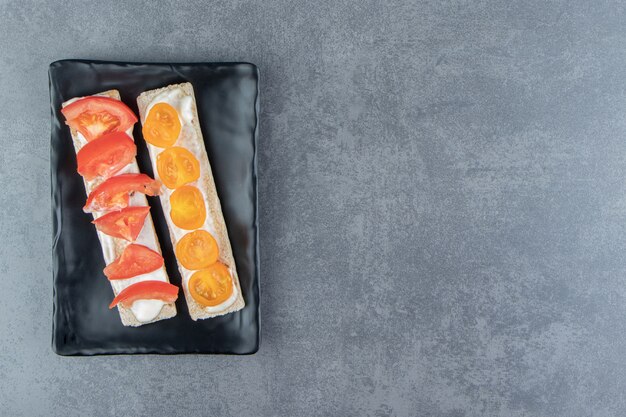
62, 90, 178, 327
137, 83, 245, 320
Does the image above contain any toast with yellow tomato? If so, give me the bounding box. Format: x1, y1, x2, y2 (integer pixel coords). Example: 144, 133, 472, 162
137, 83, 245, 320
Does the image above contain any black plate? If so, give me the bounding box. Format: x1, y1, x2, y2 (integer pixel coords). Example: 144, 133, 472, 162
49, 60, 260, 355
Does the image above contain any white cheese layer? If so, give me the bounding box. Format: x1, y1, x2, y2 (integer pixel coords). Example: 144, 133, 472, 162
143, 88, 237, 312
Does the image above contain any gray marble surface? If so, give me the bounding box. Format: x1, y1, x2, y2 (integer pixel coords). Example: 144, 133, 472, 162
1, 0, 625, 416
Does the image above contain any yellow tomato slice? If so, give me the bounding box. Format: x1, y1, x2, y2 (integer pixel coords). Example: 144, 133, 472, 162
157, 147, 200, 189
142, 102, 181, 148
169, 185, 206, 230
188, 262, 233, 307
176, 230, 219, 270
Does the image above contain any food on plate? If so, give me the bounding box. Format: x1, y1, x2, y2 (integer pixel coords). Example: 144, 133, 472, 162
76, 131, 137, 180
83, 173, 161, 213
61, 95, 138, 141
137, 82, 245, 320
109, 281, 179, 309
169, 185, 207, 230
188, 262, 234, 307
156, 147, 200, 189
92, 206, 151, 241
62, 90, 177, 327
142, 102, 181, 147
103, 244, 165, 280
176, 230, 219, 270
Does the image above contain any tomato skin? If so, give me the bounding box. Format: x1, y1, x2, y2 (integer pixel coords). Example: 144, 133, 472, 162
61, 96, 138, 141
156, 147, 200, 189
142, 102, 181, 148
104, 244, 164, 280
109, 280, 178, 309
76, 132, 137, 181
84, 173, 161, 213
188, 262, 233, 307
92, 206, 150, 241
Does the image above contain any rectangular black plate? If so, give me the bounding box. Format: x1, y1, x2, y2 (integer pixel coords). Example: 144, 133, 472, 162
49, 60, 260, 355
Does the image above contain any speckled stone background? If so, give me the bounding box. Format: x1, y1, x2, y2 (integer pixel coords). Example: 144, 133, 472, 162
1, 0, 626, 416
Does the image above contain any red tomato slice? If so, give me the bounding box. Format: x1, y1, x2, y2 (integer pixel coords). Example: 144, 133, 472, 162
92, 206, 150, 241
84, 173, 161, 213
76, 132, 137, 181
109, 280, 178, 309
103, 244, 164, 280
61, 96, 138, 142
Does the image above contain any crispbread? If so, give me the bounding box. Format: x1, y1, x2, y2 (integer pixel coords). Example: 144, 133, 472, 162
137, 83, 245, 320
62, 89, 177, 327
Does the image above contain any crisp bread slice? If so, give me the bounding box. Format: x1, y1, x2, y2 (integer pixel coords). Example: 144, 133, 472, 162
62, 90, 177, 327
137, 83, 245, 320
